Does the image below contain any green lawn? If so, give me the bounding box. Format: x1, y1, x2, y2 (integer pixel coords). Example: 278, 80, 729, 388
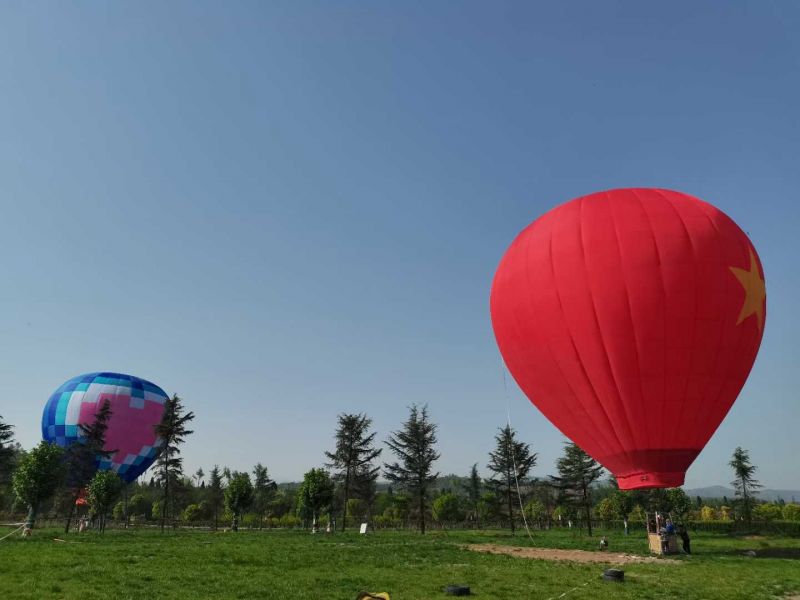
1, 527, 799, 599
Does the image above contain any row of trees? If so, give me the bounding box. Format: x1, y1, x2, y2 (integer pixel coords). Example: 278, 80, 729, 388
299, 406, 608, 535
300, 407, 793, 536
1, 404, 794, 536
0, 395, 196, 532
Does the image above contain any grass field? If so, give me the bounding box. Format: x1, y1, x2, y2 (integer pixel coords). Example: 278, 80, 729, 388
2, 527, 799, 599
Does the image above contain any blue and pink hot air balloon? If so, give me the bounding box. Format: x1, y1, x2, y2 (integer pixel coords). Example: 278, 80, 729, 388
42, 372, 169, 483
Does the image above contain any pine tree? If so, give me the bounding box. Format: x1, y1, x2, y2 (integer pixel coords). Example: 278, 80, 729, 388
153, 394, 195, 532
384, 405, 440, 534
550, 442, 604, 536
353, 462, 378, 521
208, 465, 224, 530
462, 464, 482, 526
0, 415, 14, 482
325, 413, 382, 531
730, 447, 761, 524
252, 463, 276, 529
486, 425, 537, 533
63, 400, 115, 533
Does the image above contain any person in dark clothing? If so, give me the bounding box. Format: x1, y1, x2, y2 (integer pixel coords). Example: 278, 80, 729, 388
678, 525, 691, 554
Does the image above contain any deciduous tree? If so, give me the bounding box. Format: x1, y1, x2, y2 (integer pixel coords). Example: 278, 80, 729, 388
608, 490, 634, 534
432, 492, 464, 524
12, 442, 65, 531
523, 498, 547, 528
225, 471, 254, 531
86, 471, 122, 532
128, 493, 152, 520
666, 488, 692, 524
296, 468, 334, 533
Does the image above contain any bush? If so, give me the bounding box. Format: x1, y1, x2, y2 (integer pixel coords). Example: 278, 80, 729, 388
629, 505, 646, 523
700, 506, 716, 521
524, 499, 548, 525
383, 505, 406, 521
753, 503, 783, 522
783, 504, 800, 521
689, 519, 800, 536
372, 515, 402, 529
112, 501, 126, 521
594, 498, 615, 523
278, 514, 300, 528
477, 492, 500, 522
183, 504, 202, 522
152, 500, 163, 520
241, 513, 260, 528
346, 499, 366, 521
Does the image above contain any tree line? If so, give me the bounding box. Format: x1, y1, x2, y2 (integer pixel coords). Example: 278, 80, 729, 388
1, 405, 798, 535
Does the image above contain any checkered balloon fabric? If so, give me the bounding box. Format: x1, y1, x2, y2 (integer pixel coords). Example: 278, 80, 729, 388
42, 372, 169, 482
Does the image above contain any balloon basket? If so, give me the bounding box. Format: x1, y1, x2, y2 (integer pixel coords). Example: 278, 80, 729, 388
647, 533, 679, 555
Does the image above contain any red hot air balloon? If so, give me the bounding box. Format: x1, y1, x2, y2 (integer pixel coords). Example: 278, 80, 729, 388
490, 188, 766, 490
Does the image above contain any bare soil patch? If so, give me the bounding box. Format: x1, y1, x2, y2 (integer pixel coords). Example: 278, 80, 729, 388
466, 543, 679, 565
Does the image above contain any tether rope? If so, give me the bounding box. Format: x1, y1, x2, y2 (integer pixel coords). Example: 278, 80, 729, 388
546, 581, 590, 600
501, 364, 535, 544
0, 523, 26, 542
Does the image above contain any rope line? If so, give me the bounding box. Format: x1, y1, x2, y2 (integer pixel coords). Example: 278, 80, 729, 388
546, 581, 590, 600
500, 363, 535, 544
0, 524, 26, 542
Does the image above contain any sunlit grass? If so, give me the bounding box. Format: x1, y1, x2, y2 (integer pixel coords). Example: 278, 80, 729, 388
1, 527, 798, 599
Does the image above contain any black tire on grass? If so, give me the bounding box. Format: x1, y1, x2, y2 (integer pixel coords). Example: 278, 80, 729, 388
444, 584, 471, 596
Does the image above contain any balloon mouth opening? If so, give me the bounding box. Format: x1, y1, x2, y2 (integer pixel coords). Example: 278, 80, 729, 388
616, 471, 686, 490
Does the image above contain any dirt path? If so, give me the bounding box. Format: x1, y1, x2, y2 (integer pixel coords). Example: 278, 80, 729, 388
466, 543, 679, 565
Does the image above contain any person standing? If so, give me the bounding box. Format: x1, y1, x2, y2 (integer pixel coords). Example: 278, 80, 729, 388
678, 525, 691, 554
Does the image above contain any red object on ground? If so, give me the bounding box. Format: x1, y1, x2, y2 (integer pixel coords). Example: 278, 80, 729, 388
490, 189, 766, 489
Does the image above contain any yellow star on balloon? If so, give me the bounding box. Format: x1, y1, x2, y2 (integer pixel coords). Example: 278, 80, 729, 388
729, 248, 766, 331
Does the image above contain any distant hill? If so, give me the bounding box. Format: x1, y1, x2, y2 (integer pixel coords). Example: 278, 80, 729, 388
686, 486, 800, 503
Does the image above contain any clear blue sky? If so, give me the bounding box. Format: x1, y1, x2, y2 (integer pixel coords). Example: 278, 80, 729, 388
1, 2, 798, 489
